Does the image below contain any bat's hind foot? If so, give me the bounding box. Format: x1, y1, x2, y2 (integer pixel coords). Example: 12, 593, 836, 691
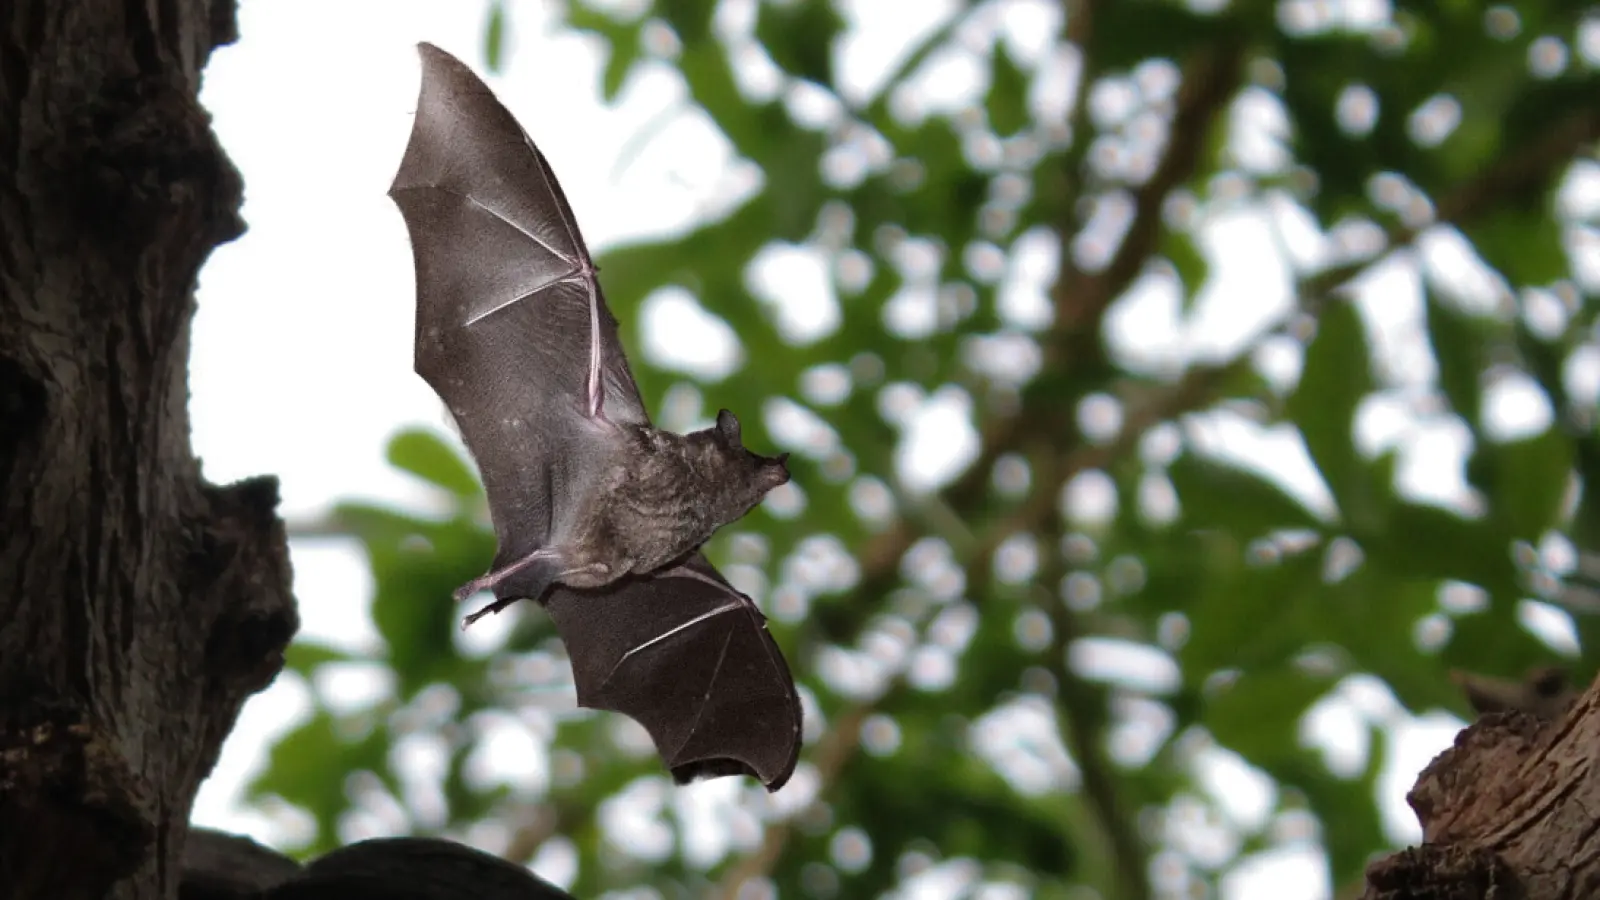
454, 573, 489, 602
452, 549, 566, 629
461, 596, 518, 630
451, 574, 499, 605
454, 549, 561, 600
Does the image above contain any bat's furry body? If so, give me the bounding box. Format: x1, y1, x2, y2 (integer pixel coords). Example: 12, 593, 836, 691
387, 42, 802, 789
537, 411, 790, 592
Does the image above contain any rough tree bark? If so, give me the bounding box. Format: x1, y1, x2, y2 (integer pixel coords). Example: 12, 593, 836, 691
0, 2, 300, 898
1364, 668, 1600, 899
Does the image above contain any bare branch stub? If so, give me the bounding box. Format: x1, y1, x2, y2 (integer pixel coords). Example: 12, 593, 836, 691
1365, 845, 1522, 900
1363, 674, 1600, 900
0, 1, 297, 897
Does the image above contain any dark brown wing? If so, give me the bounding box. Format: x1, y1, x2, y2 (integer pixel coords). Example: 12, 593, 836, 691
387, 42, 649, 570
542, 552, 803, 790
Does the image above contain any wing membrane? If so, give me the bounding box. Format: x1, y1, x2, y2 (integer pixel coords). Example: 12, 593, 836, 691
543, 553, 803, 790
389, 43, 652, 565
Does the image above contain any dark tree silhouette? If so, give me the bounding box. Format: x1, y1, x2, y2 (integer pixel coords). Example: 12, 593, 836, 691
0, 2, 297, 896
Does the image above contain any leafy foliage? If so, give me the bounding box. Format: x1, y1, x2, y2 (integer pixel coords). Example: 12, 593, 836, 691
249, 2, 1600, 898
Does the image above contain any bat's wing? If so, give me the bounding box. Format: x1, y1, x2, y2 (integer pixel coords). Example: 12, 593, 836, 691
388, 43, 650, 570
543, 553, 803, 790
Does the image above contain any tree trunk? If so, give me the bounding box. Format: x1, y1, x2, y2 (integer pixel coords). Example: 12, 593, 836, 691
0, 2, 298, 898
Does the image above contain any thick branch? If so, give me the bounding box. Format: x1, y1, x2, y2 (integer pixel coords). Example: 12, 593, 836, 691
1041, 576, 1148, 900
1052, 37, 1246, 343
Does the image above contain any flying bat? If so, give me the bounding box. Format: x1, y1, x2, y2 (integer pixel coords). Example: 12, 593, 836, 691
387, 42, 802, 789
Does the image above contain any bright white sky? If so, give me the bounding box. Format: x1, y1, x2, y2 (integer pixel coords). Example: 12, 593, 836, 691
184, 0, 1583, 897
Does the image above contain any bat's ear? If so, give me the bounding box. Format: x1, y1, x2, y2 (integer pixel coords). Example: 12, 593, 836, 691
715, 409, 743, 447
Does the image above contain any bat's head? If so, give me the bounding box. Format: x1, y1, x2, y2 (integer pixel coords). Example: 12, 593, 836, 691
710, 409, 792, 497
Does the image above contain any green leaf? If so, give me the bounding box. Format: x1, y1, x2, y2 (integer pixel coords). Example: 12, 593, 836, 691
814, 732, 1077, 895
1096, 1, 1235, 72
483, 1, 508, 73
1289, 751, 1387, 882
1443, 609, 1574, 680
1169, 452, 1324, 538
335, 501, 492, 695
986, 41, 1031, 138
1369, 501, 1517, 599
1205, 667, 1333, 766
1482, 427, 1574, 541
566, 4, 646, 102
249, 710, 389, 854
602, 42, 639, 102
1285, 301, 1378, 530
754, 0, 844, 86
1180, 544, 1325, 675
1464, 205, 1567, 289
1325, 571, 1449, 711
1165, 229, 1210, 313
656, 0, 712, 46
1424, 289, 1490, 430
283, 639, 356, 676
386, 428, 481, 499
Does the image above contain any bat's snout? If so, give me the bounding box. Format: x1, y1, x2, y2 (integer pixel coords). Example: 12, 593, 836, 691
757, 452, 791, 491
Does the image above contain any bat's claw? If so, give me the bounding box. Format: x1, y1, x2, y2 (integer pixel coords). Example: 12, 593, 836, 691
461, 595, 518, 630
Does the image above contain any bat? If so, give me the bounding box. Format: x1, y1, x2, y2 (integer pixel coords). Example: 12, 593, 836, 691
386, 43, 802, 789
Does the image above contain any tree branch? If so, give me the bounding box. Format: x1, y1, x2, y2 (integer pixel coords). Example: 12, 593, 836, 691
1296, 106, 1600, 315
714, 706, 867, 898
1434, 108, 1600, 226
1041, 576, 1150, 900
1050, 33, 1246, 365
1055, 37, 1244, 318
498, 805, 561, 870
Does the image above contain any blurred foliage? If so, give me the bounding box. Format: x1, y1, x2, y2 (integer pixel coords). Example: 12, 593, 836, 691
247, 1, 1600, 898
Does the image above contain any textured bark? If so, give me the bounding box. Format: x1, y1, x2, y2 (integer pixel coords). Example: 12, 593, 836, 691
0, 2, 298, 899
1363, 673, 1600, 899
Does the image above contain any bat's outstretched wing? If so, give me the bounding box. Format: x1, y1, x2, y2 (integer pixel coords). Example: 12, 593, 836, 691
388, 42, 648, 575
543, 553, 803, 790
